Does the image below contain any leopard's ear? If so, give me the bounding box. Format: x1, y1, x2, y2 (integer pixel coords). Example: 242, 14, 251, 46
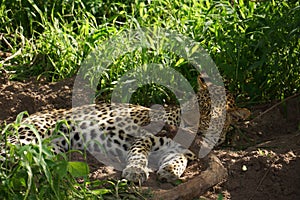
197, 75, 207, 89
229, 107, 251, 122
197, 71, 211, 90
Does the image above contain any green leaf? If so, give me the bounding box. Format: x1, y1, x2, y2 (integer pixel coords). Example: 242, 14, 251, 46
175, 58, 185, 67
91, 188, 112, 196
218, 193, 224, 200
55, 160, 68, 178
67, 161, 89, 178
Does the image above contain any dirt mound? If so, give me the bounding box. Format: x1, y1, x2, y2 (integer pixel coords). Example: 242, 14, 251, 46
1, 77, 300, 199
0, 76, 73, 122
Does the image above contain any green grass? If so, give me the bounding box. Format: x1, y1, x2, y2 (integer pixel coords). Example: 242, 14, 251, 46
0, 0, 299, 104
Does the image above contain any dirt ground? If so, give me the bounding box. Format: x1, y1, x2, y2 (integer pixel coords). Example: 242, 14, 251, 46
1, 75, 300, 200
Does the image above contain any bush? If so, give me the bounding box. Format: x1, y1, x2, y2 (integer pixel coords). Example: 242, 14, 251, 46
0, 0, 299, 103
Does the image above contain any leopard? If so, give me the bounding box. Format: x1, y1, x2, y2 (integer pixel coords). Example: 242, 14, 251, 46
1, 74, 250, 184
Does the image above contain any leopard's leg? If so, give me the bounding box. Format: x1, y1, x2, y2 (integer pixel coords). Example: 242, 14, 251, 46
122, 132, 196, 183
156, 149, 195, 182
121, 133, 156, 183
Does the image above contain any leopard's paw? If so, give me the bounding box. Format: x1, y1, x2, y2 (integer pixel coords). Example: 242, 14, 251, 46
157, 164, 180, 182
157, 153, 188, 182
122, 165, 150, 183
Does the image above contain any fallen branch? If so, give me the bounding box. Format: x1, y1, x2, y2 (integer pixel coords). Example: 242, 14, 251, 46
151, 154, 227, 200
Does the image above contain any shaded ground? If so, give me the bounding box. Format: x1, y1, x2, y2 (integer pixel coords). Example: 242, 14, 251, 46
1, 75, 300, 200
